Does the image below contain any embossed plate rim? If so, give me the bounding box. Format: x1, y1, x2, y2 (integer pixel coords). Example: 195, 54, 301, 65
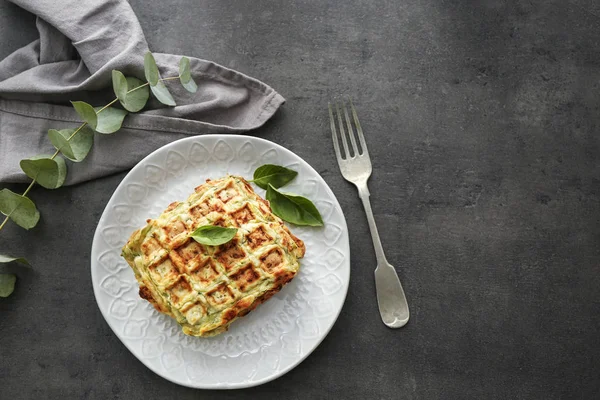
90, 134, 350, 389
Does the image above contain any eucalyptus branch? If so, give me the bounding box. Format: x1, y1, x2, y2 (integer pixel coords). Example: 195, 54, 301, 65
0, 52, 198, 296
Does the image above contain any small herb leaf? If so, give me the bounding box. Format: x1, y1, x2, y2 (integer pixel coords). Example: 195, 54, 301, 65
179, 57, 192, 83
182, 77, 198, 93
71, 101, 98, 129
121, 77, 149, 112
0, 274, 17, 297
48, 127, 94, 162
190, 225, 237, 246
266, 184, 324, 226
0, 254, 30, 266
94, 107, 128, 134
20, 156, 67, 189
179, 57, 198, 93
48, 129, 74, 159
252, 164, 298, 189
144, 52, 159, 86
0, 189, 40, 229
151, 80, 176, 106
112, 70, 128, 100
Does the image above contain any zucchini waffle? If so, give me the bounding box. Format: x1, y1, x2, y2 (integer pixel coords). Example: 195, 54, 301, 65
121, 176, 305, 337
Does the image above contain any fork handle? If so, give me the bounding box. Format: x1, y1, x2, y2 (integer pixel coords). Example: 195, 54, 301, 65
357, 182, 410, 328
357, 183, 388, 265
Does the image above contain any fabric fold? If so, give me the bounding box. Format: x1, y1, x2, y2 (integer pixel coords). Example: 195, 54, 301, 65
0, 0, 284, 185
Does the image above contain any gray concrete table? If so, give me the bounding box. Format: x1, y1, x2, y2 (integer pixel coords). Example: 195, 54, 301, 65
1, 1, 599, 399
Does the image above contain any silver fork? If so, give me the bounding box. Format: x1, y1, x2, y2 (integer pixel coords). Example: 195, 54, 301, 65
328, 99, 409, 328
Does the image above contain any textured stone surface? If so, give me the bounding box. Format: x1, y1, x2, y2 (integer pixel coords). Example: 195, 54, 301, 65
1, 0, 599, 398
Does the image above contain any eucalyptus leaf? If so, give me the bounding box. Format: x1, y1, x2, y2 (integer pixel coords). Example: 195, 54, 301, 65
0, 274, 17, 297
179, 57, 198, 93
0, 254, 30, 266
94, 106, 128, 134
266, 184, 324, 226
20, 155, 67, 189
48, 127, 94, 162
179, 57, 192, 83
144, 52, 159, 86
0, 189, 39, 230
252, 164, 298, 189
112, 70, 128, 100
48, 129, 73, 158
71, 101, 98, 129
150, 80, 176, 106
67, 126, 94, 160
120, 77, 149, 112
182, 77, 198, 93
190, 225, 237, 246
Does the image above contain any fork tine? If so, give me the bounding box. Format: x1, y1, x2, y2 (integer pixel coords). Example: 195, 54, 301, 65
328, 103, 343, 161
342, 99, 359, 156
335, 101, 351, 159
349, 98, 368, 155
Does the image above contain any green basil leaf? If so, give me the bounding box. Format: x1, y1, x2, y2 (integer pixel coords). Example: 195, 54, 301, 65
112, 70, 128, 101
121, 77, 149, 112
48, 127, 94, 162
179, 57, 198, 93
94, 106, 128, 134
266, 184, 324, 226
0, 274, 17, 297
71, 101, 98, 129
150, 80, 176, 106
0, 254, 30, 266
20, 155, 67, 189
252, 164, 298, 189
144, 52, 159, 86
190, 225, 237, 246
0, 189, 39, 230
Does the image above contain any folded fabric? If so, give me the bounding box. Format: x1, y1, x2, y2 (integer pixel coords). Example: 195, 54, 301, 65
0, 0, 284, 184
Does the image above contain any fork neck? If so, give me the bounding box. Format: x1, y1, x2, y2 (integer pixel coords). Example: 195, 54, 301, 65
355, 182, 389, 266
356, 182, 370, 198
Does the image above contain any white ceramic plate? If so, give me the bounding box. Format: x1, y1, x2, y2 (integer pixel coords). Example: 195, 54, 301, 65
91, 135, 350, 389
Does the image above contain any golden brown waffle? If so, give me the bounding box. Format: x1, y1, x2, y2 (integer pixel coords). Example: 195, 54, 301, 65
121, 176, 305, 337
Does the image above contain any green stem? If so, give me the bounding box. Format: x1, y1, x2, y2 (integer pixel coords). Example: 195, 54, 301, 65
65, 123, 87, 142
127, 82, 149, 94
95, 98, 119, 114
0, 216, 8, 231
21, 180, 36, 197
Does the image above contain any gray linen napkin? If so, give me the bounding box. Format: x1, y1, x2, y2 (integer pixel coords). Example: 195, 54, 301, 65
0, 0, 284, 185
